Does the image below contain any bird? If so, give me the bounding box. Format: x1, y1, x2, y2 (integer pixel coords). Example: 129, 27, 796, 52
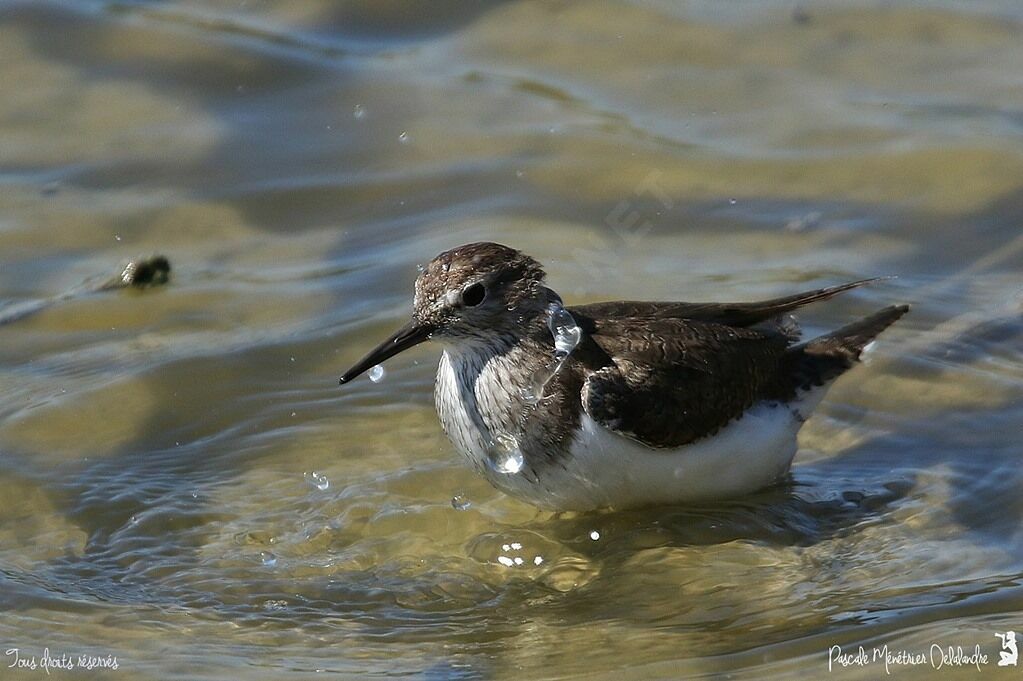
338, 242, 909, 512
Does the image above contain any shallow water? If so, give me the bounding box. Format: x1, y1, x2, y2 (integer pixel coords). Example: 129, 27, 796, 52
1, 1, 1022, 678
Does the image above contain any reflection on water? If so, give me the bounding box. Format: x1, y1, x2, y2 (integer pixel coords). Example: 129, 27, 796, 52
0, 1, 1021, 678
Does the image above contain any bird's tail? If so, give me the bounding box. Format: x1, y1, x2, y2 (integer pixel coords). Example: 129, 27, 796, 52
782, 304, 910, 393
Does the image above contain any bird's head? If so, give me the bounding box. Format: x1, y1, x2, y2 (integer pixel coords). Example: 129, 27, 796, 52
338, 242, 551, 384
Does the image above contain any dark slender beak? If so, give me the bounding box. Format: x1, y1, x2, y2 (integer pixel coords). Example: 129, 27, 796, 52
338, 319, 434, 385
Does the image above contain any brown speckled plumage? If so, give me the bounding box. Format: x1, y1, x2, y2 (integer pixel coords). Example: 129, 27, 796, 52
339, 242, 909, 509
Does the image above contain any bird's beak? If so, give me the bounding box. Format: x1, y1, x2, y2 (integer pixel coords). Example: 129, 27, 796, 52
338, 319, 435, 385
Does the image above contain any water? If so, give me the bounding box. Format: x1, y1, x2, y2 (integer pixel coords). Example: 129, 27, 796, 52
485, 433, 525, 475
547, 301, 583, 359
521, 301, 583, 404
1, 1, 1022, 679
303, 470, 330, 491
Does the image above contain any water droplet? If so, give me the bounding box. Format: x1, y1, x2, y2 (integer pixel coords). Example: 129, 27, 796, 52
486, 433, 524, 474
416, 263, 425, 273
533, 555, 544, 565
547, 302, 582, 358
513, 556, 524, 566
368, 364, 385, 383
515, 170, 524, 178
502, 544, 511, 552
353, 104, 365, 119
191, 489, 199, 499
519, 379, 542, 405
589, 530, 600, 541
451, 495, 471, 511
497, 555, 514, 567
304, 471, 329, 491
517, 304, 585, 407
114, 234, 123, 241
510, 542, 522, 550
728, 198, 737, 205
398, 131, 409, 143
129, 514, 139, 526
260, 551, 278, 567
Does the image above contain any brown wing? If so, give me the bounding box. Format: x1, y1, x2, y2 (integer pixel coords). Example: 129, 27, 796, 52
575, 316, 791, 448
570, 278, 881, 328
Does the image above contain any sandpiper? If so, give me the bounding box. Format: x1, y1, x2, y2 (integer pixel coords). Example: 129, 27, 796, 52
339, 242, 909, 511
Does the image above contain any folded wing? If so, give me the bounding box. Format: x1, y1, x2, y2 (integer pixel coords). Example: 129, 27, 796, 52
575, 316, 791, 448
569, 279, 902, 449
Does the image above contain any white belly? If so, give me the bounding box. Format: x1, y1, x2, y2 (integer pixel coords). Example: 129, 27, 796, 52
435, 349, 825, 512
535, 406, 806, 511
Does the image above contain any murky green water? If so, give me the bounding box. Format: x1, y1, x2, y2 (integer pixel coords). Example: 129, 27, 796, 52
1, 1, 1022, 678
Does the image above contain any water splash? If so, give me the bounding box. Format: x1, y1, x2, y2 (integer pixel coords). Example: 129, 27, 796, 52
259, 551, 278, 567
304, 471, 329, 491
488, 302, 583, 476
519, 302, 582, 405
485, 434, 524, 475
495, 541, 543, 569
368, 364, 385, 383
548, 301, 582, 358
519, 368, 547, 405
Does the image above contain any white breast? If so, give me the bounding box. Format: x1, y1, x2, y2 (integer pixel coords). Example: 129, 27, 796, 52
434, 349, 493, 476
435, 349, 827, 511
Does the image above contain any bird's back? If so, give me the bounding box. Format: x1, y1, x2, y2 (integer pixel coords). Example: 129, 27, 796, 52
433, 279, 909, 511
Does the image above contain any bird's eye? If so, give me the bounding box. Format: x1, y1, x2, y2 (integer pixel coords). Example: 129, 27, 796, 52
461, 283, 487, 307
